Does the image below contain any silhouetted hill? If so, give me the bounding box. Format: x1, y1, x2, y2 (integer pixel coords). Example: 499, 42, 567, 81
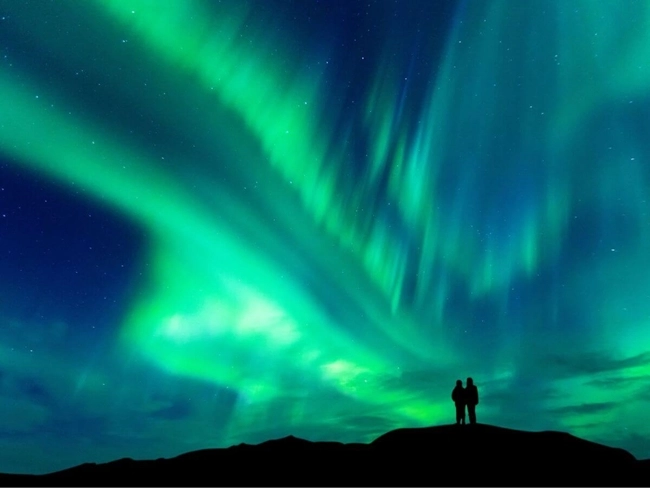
1, 424, 648, 486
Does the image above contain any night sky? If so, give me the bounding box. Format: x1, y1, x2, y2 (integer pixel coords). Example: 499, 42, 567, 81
2, 0, 650, 475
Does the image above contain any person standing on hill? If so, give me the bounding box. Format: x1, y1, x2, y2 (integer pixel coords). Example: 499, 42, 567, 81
451, 379, 466, 425
465, 377, 479, 424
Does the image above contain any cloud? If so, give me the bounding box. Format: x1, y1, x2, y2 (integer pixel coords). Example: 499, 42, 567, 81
584, 376, 642, 389
540, 350, 650, 378
0, 371, 57, 433
375, 366, 461, 397
0, 366, 56, 408
18, 378, 55, 407
549, 401, 618, 415
480, 382, 560, 406
150, 399, 193, 421
37, 413, 111, 443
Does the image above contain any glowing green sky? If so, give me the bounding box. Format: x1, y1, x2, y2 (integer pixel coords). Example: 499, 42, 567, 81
1, 0, 650, 474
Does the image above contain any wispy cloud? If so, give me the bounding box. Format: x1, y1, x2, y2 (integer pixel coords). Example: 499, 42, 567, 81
150, 399, 193, 421
549, 401, 618, 415
539, 350, 650, 377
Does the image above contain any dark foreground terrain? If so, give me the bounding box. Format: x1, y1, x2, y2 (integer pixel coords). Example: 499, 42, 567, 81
1, 424, 648, 486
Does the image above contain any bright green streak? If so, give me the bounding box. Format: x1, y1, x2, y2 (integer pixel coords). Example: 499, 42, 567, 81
0, 1, 453, 435
94, 0, 448, 350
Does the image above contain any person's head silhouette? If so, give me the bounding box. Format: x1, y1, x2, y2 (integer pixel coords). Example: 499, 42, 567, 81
456, 379, 462, 386
467, 377, 473, 386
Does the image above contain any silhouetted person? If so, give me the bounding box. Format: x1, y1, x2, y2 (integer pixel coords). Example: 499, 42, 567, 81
451, 379, 466, 425
465, 377, 479, 424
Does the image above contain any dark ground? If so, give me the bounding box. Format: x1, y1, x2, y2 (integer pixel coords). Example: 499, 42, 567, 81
1, 424, 648, 486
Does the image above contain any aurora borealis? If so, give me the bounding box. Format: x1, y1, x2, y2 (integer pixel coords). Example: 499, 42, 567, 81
2, 0, 650, 474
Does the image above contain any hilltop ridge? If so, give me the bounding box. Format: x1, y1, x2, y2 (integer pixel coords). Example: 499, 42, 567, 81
0, 424, 646, 486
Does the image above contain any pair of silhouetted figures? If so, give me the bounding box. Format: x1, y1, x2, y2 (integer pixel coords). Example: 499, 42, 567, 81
451, 377, 479, 425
